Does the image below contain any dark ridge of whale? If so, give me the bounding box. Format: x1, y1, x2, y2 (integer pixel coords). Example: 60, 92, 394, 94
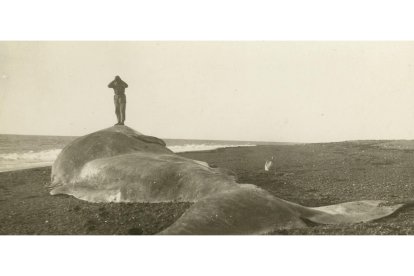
49, 126, 405, 234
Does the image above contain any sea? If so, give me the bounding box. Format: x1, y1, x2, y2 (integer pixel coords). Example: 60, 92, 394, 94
0, 134, 283, 172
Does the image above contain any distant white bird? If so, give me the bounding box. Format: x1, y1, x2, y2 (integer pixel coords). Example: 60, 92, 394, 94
264, 156, 274, 171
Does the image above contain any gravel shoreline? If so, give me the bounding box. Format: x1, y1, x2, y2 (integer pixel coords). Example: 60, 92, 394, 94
2, 142, 414, 235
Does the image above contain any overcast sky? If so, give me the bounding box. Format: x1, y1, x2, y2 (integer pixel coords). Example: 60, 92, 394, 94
1, 41, 414, 142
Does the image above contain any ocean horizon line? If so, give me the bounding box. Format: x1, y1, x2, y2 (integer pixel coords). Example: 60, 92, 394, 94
0, 132, 297, 145
2, 132, 414, 145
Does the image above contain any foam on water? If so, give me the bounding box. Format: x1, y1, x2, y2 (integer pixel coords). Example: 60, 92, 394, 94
0, 149, 62, 172
0, 149, 62, 161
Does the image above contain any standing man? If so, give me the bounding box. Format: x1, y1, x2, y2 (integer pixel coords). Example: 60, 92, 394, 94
108, 75, 128, 125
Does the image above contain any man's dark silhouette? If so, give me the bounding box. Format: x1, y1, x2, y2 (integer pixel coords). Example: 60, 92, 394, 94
108, 75, 128, 125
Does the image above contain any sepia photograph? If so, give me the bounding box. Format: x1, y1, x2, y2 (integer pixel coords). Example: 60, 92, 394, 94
2, 41, 414, 235
2, 1, 414, 275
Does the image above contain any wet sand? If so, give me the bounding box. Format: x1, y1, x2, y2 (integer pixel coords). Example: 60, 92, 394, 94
2, 141, 414, 235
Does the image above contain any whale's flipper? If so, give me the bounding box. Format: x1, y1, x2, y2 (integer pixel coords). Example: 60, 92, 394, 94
160, 185, 404, 235
305, 200, 404, 224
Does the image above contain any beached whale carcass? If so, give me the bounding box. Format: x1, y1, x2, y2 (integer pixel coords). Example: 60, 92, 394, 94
49, 126, 404, 234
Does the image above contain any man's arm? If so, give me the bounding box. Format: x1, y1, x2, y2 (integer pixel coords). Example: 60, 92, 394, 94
121, 80, 128, 88
108, 80, 115, 88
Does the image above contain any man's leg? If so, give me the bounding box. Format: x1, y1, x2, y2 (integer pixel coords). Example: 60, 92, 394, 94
120, 102, 126, 125
115, 101, 121, 124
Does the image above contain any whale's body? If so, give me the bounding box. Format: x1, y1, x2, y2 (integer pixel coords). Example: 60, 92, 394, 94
50, 126, 403, 234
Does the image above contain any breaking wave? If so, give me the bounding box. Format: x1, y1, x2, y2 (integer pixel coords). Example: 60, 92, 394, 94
0, 149, 62, 162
